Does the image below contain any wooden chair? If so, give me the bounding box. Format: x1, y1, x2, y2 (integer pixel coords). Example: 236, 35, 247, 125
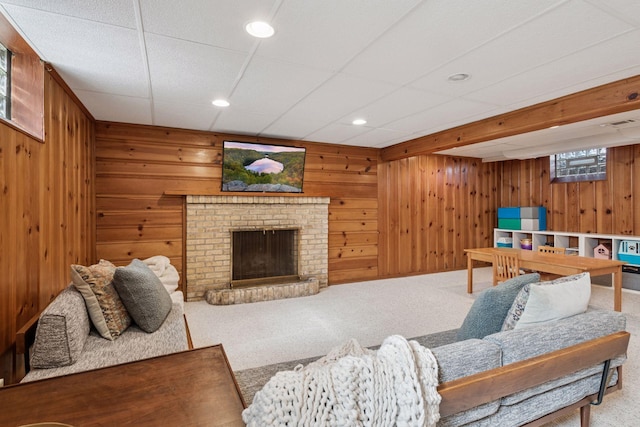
537, 245, 566, 280
492, 252, 520, 285
538, 245, 566, 255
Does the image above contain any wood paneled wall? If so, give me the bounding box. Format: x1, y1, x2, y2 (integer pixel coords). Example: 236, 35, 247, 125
378, 154, 499, 277
0, 71, 94, 382
499, 144, 640, 235
94, 122, 379, 289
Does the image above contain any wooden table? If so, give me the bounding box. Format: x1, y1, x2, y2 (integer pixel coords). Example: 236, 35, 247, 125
0, 345, 246, 426
465, 247, 625, 311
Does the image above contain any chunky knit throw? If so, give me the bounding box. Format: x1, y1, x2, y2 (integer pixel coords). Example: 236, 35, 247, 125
242, 335, 441, 426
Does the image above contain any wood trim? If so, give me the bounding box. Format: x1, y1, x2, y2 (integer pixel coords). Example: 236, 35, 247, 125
381, 75, 640, 162
44, 63, 95, 122
438, 331, 630, 417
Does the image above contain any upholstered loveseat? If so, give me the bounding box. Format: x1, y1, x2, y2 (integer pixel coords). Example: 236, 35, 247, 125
17, 257, 191, 382
237, 273, 629, 426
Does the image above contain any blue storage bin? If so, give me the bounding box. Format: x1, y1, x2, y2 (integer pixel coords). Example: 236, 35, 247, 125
498, 207, 520, 219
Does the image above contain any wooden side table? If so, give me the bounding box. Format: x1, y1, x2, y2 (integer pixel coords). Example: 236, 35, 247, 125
0, 345, 246, 426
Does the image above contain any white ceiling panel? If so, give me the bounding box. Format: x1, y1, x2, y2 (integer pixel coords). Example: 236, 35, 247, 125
257, 0, 421, 71
282, 73, 398, 123
384, 99, 502, 134
153, 100, 219, 131
1, 0, 136, 28
411, 0, 633, 98
145, 33, 247, 105
214, 109, 282, 136
75, 90, 152, 125
226, 57, 333, 117
3, 5, 147, 96
140, 0, 272, 52
464, 29, 640, 108
1, 0, 639, 159
343, 0, 567, 85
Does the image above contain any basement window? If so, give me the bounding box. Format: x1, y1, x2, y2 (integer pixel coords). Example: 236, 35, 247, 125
0, 42, 10, 120
550, 148, 606, 183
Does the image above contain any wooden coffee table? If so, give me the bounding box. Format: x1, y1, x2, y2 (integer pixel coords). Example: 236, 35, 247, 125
0, 345, 246, 426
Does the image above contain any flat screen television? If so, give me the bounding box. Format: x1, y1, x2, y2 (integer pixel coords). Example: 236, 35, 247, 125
221, 141, 306, 193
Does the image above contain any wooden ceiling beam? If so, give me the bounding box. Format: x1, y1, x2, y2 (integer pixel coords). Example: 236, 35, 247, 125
380, 75, 640, 162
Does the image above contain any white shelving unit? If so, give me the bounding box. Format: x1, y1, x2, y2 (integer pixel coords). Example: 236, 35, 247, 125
494, 228, 640, 263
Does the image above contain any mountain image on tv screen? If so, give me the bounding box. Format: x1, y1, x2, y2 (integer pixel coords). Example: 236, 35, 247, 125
221, 141, 306, 193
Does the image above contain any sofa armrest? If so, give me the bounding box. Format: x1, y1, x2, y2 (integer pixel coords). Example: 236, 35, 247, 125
15, 310, 41, 378
438, 331, 629, 418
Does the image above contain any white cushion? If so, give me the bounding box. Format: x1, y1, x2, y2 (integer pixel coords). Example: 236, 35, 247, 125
514, 272, 591, 329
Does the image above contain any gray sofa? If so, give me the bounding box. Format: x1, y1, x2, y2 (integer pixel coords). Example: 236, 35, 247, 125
236, 273, 629, 426
18, 284, 190, 383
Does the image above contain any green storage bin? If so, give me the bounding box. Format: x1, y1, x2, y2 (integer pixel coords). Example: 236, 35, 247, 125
498, 218, 521, 230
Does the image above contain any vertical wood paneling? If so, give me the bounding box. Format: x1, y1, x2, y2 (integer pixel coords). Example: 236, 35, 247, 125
378, 154, 498, 277
95, 122, 379, 287
499, 144, 640, 236
0, 71, 94, 382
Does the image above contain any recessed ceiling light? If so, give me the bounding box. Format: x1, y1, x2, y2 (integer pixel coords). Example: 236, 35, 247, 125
245, 21, 275, 38
352, 119, 367, 125
447, 73, 471, 82
212, 99, 230, 107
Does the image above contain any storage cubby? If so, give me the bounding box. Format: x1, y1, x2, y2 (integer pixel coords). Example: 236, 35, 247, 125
494, 229, 640, 264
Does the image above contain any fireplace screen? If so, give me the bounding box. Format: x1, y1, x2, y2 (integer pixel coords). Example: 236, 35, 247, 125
232, 229, 298, 285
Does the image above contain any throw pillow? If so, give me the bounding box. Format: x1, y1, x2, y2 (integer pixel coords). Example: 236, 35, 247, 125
30, 285, 90, 368
112, 259, 173, 333
514, 272, 591, 329
501, 283, 532, 331
456, 273, 541, 341
70, 259, 132, 340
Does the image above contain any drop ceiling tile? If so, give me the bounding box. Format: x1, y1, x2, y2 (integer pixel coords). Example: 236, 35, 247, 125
2, 6, 148, 96
304, 123, 371, 144
384, 99, 502, 134
230, 57, 333, 116
587, 0, 640, 26
261, 116, 330, 140
342, 128, 411, 147
256, 0, 420, 71
411, 1, 634, 97
282, 73, 398, 123
146, 33, 247, 105
340, 87, 452, 128
75, 90, 152, 124
214, 109, 281, 135
140, 0, 273, 52
343, 0, 567, 85
463, 30, 640, 108
153, 100, 218, 131
0, 0, 136, 28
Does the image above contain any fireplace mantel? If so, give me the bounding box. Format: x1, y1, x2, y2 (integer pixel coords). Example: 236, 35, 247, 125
185, 195, 329, 301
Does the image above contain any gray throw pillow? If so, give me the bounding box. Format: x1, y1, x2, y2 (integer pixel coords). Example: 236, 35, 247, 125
112, 259, 173, 333
456, 273, 540, 341
31, 285, 90, 368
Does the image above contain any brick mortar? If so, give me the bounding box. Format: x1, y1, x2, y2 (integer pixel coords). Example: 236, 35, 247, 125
186, 196, 329, 301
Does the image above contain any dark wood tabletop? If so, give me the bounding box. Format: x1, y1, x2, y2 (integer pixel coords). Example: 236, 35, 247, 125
0, 345, 246, 427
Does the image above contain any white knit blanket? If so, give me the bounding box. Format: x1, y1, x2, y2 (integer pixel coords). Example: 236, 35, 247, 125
242, 335, 441, 427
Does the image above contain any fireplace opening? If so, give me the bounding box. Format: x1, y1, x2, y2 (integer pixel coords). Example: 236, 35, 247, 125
231, 229, 299, 288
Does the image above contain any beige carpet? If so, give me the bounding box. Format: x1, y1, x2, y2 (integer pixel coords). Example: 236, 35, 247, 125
184, 267, 639, 426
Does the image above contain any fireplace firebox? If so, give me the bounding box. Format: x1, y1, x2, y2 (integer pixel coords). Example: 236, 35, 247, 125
231, 229, 299, 287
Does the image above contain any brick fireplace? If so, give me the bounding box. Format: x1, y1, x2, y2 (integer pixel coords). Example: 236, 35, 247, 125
185, 195, 329, 303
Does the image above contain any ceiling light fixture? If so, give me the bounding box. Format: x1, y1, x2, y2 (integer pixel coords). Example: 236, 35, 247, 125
245, 21, 275, 38
212, 99, 230, 107
352, 119, 367, 125
447, 73, 471, 82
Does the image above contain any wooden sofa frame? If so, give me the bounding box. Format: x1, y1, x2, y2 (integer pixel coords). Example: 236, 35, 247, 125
438, 331, 630, 427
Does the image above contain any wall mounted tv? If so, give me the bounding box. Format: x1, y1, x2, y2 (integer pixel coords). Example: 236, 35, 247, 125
221, 141, 306, 193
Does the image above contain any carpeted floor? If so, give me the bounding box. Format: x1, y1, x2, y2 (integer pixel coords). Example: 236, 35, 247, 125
184, 267, 639, 426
